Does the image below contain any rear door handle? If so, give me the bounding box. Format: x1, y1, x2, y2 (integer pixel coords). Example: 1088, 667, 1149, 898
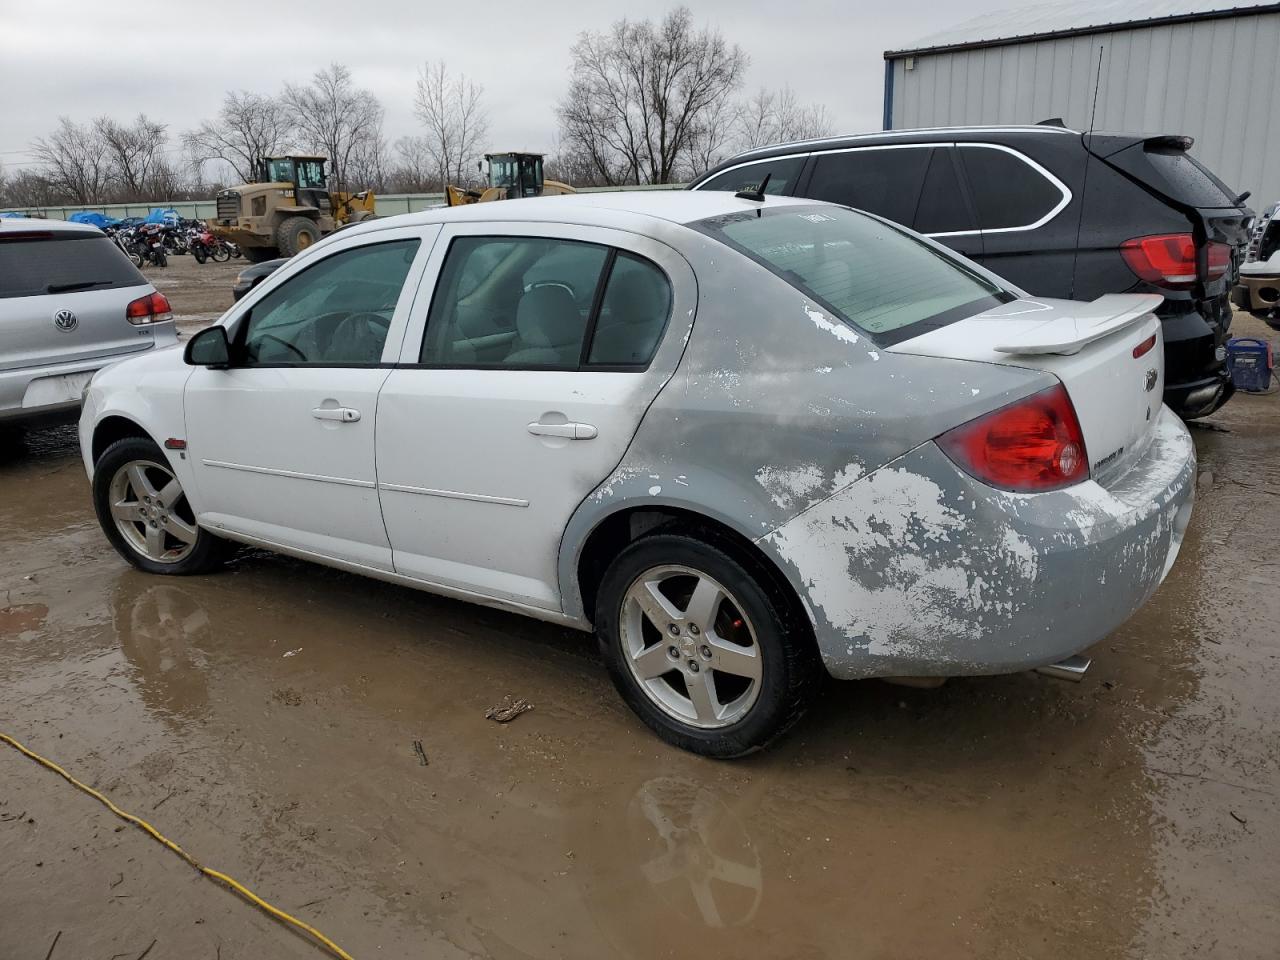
527, 421, 597, 440
313, 406, 361, 422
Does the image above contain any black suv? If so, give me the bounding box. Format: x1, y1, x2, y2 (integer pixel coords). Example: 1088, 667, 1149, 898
690, 124, 1252, 418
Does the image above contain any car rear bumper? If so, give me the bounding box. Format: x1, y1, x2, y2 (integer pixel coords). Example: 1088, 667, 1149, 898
0, 339, 170, 428
762, 405, 1195, 680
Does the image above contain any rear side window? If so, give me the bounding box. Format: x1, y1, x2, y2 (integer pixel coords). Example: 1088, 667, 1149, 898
914, 148, 976, 235
695, 156, 805, 196
0, 233, 145, 300
958, 145, 1065, 230
695, 205, 1010, 346
587, 253, 672, 366
803, 147, 932, 226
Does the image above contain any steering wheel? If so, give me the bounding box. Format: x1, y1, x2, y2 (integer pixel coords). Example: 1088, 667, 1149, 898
253, 333, 308, 362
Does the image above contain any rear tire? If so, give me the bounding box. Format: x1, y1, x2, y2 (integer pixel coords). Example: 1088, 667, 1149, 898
92, 437, 231, 576
276, 217, 321, 257
596, 532, 820, 758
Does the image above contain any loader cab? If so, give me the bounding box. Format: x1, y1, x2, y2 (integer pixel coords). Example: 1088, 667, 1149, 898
258, 156, 331, 211
485, 152, 545, 199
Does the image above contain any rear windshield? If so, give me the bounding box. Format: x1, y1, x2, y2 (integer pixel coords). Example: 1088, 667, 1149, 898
0, 232, 146, 300
1133, 149, 1238, 208
694, 204, 1011, 345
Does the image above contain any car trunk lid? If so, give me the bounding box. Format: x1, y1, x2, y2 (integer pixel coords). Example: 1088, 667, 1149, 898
888, 294, 1166, 486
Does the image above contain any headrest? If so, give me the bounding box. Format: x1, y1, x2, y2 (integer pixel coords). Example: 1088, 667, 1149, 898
515, 286, 582, 346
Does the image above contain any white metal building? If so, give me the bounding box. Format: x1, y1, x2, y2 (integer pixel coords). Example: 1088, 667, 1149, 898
883, 1, 1280, 206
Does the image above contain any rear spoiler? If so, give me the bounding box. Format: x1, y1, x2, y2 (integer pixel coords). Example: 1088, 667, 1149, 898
1082, 132, 1191, 159
994, 294, 1163, 356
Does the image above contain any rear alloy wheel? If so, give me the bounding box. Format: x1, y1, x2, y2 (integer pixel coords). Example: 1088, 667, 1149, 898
597, 534, 819, 757
92, 437, 230, 575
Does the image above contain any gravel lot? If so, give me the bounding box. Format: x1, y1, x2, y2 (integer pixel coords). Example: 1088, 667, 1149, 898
1, 267, 1278, 958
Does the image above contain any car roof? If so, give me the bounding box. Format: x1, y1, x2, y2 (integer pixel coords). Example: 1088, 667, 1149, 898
0, 216, 105, 237
344, 190, 821, 239
694, 124, 1081, 179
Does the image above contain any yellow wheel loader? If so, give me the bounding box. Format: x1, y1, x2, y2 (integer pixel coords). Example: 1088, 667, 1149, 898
210, 156, 376, 263
446, 152, 574, 206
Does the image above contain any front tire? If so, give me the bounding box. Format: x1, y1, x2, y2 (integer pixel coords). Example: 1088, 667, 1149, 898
596, 533, 820, 758
92, 437, 230, 575
276, 217, 320, 257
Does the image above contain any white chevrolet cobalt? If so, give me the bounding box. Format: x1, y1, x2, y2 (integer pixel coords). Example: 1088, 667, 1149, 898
79, 192, 1195, 756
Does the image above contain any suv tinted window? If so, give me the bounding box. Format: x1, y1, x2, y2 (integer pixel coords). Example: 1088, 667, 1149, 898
696, 205, 1009, 345
587, 253, 672, 367
914, 148, 976, 235
695, 156, 805, 195
958, 146, 1063, 230
0, 232, 145, 300
240, 239, 419, 365
421, 236, 609, 368
1141, 150, 1237, 208
804, 147, 931, 225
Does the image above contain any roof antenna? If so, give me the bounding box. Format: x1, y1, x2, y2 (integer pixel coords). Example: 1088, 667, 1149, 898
1070, 44, 1105, 300
735, 172, 772, 203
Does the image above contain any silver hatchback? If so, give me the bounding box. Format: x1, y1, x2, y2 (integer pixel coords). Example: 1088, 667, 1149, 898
0, 218, 176, 435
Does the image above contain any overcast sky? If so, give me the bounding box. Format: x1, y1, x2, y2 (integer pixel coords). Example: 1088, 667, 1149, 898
0, 0, 1012, 174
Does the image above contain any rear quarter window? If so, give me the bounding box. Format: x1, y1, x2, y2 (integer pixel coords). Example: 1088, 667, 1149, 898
0, 233, 146, 300
693, 156, 805, 196
958, 145, 1066, 230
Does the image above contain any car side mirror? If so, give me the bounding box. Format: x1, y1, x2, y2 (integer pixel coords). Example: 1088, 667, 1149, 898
184, 326, 230, 367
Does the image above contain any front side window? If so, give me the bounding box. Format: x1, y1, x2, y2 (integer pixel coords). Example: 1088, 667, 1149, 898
239, 238, 420, 365
695, 156, 805, 196
695, 205, 1011, 346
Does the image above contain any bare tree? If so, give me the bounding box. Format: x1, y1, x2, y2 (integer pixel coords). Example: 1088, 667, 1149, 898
413, 62, 489, 187
283, 63, 383, 192
558, 7, 747, 185
347, 129, 388, 193
95, 114, 169, 198
386, 136, 440, 192
685, 95, 741, 180
183, 91, 295, 184
736, 85, 833, 152
31, 118, 111, 204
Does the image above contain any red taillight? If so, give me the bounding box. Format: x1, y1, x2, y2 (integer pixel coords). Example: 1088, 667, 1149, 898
938, 384, 1089, 493
1206, 241, 1231, 281
126, 291, 172, 325
1121, 234, 1197, 288
1132, 332, 1157, 358
1121, 234, 1232, 288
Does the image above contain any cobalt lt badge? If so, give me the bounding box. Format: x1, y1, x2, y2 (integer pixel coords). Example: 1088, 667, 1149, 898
53, 308, 78, 332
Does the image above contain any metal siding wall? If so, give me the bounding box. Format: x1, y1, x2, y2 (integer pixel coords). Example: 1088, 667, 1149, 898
889, 11, 1280, 205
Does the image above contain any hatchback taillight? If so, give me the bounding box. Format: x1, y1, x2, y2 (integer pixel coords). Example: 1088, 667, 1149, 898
937, 384, 1089, 493
1121, 233, 1231, 288
126, 291, 172, 325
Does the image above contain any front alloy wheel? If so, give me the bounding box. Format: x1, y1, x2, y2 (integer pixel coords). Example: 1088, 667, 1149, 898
92, 436, 230, 575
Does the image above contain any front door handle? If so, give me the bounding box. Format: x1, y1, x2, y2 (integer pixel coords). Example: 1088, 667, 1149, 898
312, 406, 361, 423
527, 421, 597, 440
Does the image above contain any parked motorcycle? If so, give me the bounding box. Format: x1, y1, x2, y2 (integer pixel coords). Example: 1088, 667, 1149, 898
187, 225, 229, 264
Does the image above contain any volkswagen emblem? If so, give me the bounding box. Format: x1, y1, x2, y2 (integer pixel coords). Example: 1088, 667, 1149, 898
53, 308, 78, 332
1144, 368, 1158, 393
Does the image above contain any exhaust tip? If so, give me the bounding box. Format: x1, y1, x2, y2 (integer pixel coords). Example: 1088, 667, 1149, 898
1034, 655, 1091, 682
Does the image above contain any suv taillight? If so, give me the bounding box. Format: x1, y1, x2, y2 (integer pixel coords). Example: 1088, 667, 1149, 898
126, 291, 173, 325
1121, 233, 1231, 288
937, 384, 1089, 493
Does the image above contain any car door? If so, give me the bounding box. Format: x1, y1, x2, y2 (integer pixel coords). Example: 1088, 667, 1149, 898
376, 222, 696, 610
183, 225, 438, 570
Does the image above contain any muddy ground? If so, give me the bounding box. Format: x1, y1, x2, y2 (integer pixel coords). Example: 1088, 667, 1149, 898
1, 262, 1278, 958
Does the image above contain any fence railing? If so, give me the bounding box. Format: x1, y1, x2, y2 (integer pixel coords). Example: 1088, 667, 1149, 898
0, 183, 688, 221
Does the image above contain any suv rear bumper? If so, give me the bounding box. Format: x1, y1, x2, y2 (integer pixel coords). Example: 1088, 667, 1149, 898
1159, 298, 1234, 419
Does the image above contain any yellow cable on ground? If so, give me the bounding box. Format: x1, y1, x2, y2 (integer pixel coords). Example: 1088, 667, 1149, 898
0, 731, 354, 960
